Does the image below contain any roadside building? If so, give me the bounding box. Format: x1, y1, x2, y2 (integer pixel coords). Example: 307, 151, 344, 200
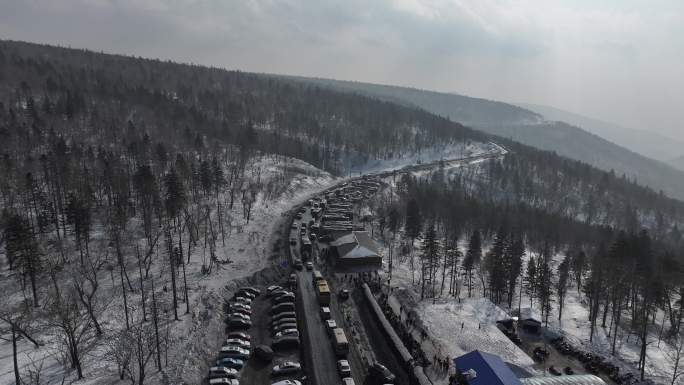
330, 231, 382, 270
453, 350, 523, 385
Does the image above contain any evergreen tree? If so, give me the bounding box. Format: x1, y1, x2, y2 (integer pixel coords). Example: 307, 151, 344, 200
463, 229, 482, 298
4, 214, 41, 306
556, 256, 570, 321
505, 233, 525, 309
420, 223, 439, 300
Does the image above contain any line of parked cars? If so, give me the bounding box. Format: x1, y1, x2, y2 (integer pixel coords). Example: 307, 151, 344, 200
210, 286, 262, 385
267, 285, 303, 385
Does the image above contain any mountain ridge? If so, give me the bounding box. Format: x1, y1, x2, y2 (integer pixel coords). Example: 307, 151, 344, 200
277, 75, 684, 200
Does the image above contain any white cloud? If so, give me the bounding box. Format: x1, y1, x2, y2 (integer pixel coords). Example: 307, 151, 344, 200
0, 0, 682, 136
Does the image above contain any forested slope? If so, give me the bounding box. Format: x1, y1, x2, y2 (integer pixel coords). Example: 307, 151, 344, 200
0, 39, 684, 384
284, 75, 684, 202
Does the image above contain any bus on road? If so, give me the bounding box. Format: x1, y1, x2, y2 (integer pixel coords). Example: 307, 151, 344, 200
332, 328, 349, 357
317, 280, 331, 305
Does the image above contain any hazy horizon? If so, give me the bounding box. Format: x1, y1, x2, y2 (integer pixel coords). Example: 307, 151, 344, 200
1, 0, 682, 141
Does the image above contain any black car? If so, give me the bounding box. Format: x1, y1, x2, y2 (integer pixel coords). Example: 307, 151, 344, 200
339, 289, 350, 300
368, 362, 396, 384
271, 311, 297, 323
294, 260, 303, 270
272, 336, 300, 350
273, 293, 296, 304
270, 302, 295, 314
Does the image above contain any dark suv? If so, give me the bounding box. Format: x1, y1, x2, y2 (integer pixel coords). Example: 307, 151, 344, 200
368, 362, 396, 384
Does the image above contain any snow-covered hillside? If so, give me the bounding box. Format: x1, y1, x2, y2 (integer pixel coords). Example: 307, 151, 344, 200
0, 155, 337, 385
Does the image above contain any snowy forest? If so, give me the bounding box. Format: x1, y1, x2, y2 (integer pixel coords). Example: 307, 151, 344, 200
366, 166, 684, 382
1, 40, 684, 384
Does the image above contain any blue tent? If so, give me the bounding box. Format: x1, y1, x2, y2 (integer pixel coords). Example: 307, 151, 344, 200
453, 350, 523, 385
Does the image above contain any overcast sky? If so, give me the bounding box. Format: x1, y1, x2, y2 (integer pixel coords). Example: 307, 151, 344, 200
1, 0, 682, 139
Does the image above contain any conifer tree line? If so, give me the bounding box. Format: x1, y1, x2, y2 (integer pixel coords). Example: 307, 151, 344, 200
372, 169, 684, 381
2, 40, 684, 383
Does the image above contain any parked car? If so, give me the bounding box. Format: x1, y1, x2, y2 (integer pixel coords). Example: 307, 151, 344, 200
271, 380, 301, 385
234, 291, 255, 300
272, 336, 300, 350
275, 329, 299, 338
267, 286, 283, 296
228, 302, 251, 312
254, 344, 274, 361
290, 238, 297, 245
342, 378, 355, 385
305, 261, 313, 270
229, 312, 251, 321
219, 345, 250, 360
337, 360, 351, 377
271, 312, 297, 327
224, 338, 251, 349
271, 289, 293, 298
215, 357, 245, 370
227, 332, 251, 341
272, 361, 302, 375
289, 274, 297, 286
270, 302, 295, 314
272, 323, 298, 334
226, 318, 252, 330
238, 287, 261, 297
230, 308, 252, 317
368, 363, 396, 384
294, 260, 303, 270
208, 366, 239, 379
273, 293, 296, 304
271, 311, 297, 323
209, 379, 239, 385
339, 289, 350, 300
233, 296, 253, 305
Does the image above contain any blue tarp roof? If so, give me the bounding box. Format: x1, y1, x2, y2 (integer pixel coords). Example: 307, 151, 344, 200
454, 350, 523, 385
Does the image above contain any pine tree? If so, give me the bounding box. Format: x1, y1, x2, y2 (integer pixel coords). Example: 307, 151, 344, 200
4, 214, 41, 306
505, 233, 525, 309
463, 229, 482, 298
524, 257, 538, 308
164, 167, 186, 222
556, 256, 570, 321
420, 223, 439, 300
484, 227, 507, 304
537, 244, 554, 326
405, 198, 422, 241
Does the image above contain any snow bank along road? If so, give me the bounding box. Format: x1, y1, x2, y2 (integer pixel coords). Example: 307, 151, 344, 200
281, 144, 508, 385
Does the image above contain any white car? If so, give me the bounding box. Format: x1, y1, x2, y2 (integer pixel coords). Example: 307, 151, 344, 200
326, 319, 337, 333
230, 312, 251, 321
227, 332, 251, 341
272, 361, 302, 375
224, 338, 251, 349
233, 297, 252, 305
267, 285, 283, 296
230, 303, 251, 312
342, 378, 355, 385
208, 366, 239, 379
274, 329, 299, 338
337, 360, 351, 377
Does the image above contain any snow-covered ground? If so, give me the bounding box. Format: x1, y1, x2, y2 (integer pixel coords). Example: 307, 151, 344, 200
0, 155, 338, 385
533, 253, 675, 385
382, 258, 536, 385
346, 141, 498, 175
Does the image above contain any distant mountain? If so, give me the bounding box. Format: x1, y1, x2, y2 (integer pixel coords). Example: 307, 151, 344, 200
518, 103, 684, 163
278, 76, 543, 127
669, 155, 684, 172
283, 76, 684, 200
